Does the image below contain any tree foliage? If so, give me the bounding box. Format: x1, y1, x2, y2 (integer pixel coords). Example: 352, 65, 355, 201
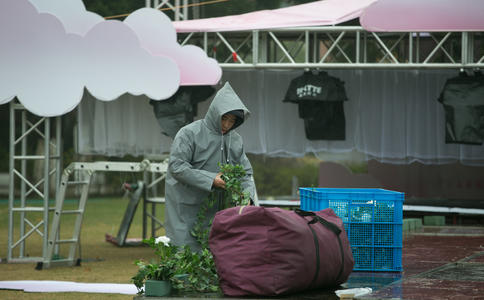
83, 0, 145, 17
248, 154, 319, 197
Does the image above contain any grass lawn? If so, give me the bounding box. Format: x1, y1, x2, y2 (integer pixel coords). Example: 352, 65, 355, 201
0, 196, 166, 299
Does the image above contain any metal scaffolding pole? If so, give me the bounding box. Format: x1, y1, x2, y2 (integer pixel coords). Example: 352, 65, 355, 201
151, 0, 188, 20
7, 101, 62, 263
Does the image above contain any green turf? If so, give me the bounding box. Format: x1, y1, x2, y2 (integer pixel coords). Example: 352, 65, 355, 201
0, 197, 166, 299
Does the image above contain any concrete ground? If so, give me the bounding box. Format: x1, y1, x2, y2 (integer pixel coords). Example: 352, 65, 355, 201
358, 226, 484, 300
135, 225, 484, 300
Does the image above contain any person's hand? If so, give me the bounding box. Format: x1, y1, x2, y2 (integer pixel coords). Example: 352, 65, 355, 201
212, 172, 226, 189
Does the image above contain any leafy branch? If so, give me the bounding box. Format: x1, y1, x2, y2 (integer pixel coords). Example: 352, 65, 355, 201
219, 163, 251, 208
191, 163, 250, 247
183, 163, 250, 293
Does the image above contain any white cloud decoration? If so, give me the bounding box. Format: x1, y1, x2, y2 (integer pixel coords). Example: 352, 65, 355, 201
0, 0, 87, 116
28, 0, 104, 36
0, 0, 221, 117
124, 8, 222, 86
82, 20, 180, 102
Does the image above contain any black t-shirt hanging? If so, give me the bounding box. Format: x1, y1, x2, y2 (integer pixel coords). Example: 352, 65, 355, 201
283, 71, 348, 140
150, 85, 215, 139
438, 72, 484, 145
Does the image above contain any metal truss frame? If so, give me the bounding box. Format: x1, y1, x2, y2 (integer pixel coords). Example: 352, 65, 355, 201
178, 27, 484, 69
7, 101, 62, 263
41, 159, 168, 268
146, 0, 189, 21
7, 102, 168, 265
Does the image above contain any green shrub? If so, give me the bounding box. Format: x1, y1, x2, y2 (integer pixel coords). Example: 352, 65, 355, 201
248, 154, 319, 196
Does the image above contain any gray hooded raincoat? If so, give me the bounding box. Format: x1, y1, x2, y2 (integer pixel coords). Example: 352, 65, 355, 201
164, 82, 255, 251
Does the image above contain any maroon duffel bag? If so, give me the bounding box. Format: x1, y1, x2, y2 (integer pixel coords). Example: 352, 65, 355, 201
209, 206, 354, 296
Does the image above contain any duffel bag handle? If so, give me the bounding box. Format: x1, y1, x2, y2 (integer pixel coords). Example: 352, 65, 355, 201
296, 209, 342, 236
295, 209, 345, 287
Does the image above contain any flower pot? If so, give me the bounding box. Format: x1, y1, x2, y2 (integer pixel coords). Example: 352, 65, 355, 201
145, 279, 172, 297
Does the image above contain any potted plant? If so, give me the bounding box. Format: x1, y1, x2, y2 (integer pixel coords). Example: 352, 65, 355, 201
132, 236, 177, 296
132, 236, 219, 296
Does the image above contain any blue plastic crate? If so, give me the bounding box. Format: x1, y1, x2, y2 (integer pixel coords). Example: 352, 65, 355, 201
351, 246, 402, 272
300, 188, 403, 222
299, 188, 404, 271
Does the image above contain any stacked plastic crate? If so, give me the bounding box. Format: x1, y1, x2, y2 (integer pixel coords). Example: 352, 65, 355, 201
300, 188, 404, 272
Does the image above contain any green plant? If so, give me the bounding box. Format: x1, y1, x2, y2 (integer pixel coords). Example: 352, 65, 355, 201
219, 163, 251, 208
132, 164, 249, 295
191, 163, 250, 247
171, 245, 219, 293
185, 163, 250, 292
131, 236, 219, 295
131, 236, 178, 294
191, 193, 217, 249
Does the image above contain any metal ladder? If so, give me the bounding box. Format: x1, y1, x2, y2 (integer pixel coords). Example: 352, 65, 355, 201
39, 160, 168, 269
143, 169, 167, 239
38, 164, 93, 269
106, 180, 145, 246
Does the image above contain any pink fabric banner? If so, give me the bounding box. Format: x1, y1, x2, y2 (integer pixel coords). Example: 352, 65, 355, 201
173, 0, 377, 33
361, 0, 484, 32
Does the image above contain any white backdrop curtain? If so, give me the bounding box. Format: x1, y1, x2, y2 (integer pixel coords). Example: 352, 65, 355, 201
77, 69, 484, 165
78, 91, 173, 156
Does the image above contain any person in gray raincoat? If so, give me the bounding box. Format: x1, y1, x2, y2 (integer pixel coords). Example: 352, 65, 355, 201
164, 82, 255, 251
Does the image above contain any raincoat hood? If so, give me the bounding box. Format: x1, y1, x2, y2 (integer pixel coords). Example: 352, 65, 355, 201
204, 82, 250, 134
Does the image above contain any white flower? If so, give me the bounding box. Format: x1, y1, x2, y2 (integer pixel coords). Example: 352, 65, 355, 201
155, 236, 170, 246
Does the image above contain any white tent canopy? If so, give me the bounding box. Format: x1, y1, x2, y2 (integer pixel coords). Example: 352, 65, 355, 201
173, 0, 376, 32
173, 0, 484, 33
360, 0, 484, 32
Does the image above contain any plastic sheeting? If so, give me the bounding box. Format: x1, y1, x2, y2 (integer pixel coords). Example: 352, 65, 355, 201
0, 280, 137, 295
77, 69, 484, 165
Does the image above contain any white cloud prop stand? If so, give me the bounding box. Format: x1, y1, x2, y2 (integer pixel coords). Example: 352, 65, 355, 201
0, 0, 221, 117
